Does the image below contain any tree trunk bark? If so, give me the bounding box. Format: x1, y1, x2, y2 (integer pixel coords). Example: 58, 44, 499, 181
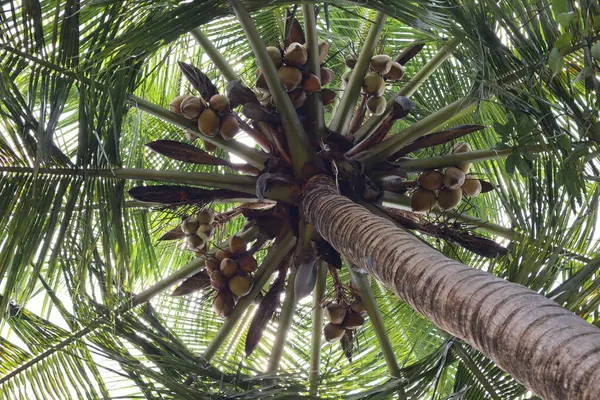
302, 175, 600, 400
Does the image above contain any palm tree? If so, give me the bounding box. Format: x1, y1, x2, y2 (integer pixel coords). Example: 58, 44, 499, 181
1, 0, 599, 399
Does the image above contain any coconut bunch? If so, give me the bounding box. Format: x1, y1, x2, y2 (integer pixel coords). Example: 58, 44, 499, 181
255, 40, 337, 108
169, 93, 240, 141
206, 235, 258, 318
322, 300, 367, 342
180, 208, 217, 255
410, 142, 483, 212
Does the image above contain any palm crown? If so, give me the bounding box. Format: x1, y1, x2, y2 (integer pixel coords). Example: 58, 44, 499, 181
0, 0, 599, 399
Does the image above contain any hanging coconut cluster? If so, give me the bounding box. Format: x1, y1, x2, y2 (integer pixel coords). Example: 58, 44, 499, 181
180, 208, 216, 255
410, 142, 483, 212
323, 300, 367, 342
255, 40, 337, 108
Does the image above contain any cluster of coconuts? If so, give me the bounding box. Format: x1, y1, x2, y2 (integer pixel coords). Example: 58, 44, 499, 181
323, 301, 367, 342
343, 54, 405, 116
169, 93, 240, 140
255, 40, 336, 108
411, 142, 483, 212
205, 235, 258, 318
181, 209, 216, 255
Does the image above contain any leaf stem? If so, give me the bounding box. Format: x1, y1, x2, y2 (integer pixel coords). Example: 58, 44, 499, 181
229, 0, 311, 176
302, 4, 326, 140
201, 230, 296, 362
309, 261, 327, 396
353, 38, 458, 142
329, 11, 386, 136
266, 267, 298, 373
190, 28, 240, 82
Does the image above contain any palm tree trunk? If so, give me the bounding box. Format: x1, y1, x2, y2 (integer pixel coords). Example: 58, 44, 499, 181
302, 175, 600, 400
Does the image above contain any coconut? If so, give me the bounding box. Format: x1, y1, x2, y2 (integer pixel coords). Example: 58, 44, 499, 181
255, 72, 269, 92
283, 42, 308, 66
350, 301, 367, 315
452, 142, 471, 154
342, 312, 365, 330
370, 54, 393, 74
322, 89, 337, 105
320, 67, 334, 85
186, 235, 205, 251
303, 73, 322, 93
181, 217, 200, 234
318, 39, 329, 63
209, 94, 230, 113
215, 247, 232, 261
228, 274, 254, 297
418, 170, 444, 191
180, 96, 204, 119
198, 223, 214, 240
220, 114, 240, 140
384, 62, 405, 81
197, 209, 214, 224
410, 188, 437, 212
229, 235, 247, 256
278, 66, 303, 91
443, 167, 466, 190
342, 70, 352, 84
345, 56, 357, 69
238, 254, 258, 273
205, 257, 220, 273
288, 88, 307, 108
213, 290, 235, 318
362, 72, 385, 96
203, 140, 217, 152
366, 96, 386, 115
324, 304, 347, 324
210, 270, 227, 290
323, 323, 346, 343
266, 46, 283, 68
437, 188, 463, 209
169, 95, 191, 114
220, 258, 239, 278
462, 176, 482, 197
197, 108, 219, 137
184, 129, 197, 142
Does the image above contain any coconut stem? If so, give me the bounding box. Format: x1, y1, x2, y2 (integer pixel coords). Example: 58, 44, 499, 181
229, 0, 311, 177
309, 261, 327, 395
266, 267, 298, 373
381, 191, 516, 240
355, 94, 477, 167
202, 231, 296, 362
328, 11, 386, 136
128, 95, 267, 169
302, 4, 326, 140
190, 28, 240, 82
352, 38, 459, 142
350, 267, 405, 397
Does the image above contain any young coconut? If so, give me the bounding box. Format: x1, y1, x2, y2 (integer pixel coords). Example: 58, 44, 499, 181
370, 54, 393, 74
345, 56, 357, 69
284, 42, 308, 66
197, 208, 214, 224
418, 170, 444, 191
324, 303, 347, 324
238, 254, 258, 273
203, 140, 217, 152
322, 89, 337, 105
210, 270, 227, 290
437, 188, 463, 210
452, 141, 472, 172
186, 234, 205, 251
170, 94, 191, 115
323, 323, 346, 343
266, 46, 283, 68
362, 72, 385, 96
181, 217, 200, 235
215, 248, 233, 261
342, 70, 352, 84
384, 61, 405, 81
318, 39, 329, 63
184, 129, 198, 142
209, 94, 230, 113
443, 167, 466, 190
320, 67, 334, 85
411, 188, 437, 212
213, 290, 235, 318
342, 311, 365, 330
198, 108, 219, 136
255, 72, 269, 93
350, 301, 367, 315
228, 274, 254, 297
462, 175, 482, 197
220, 114, 240, 140
180, 96, 204, 119
229, 235, 247, 256
205, 257, 220, 273
303, 73, 322, 93
288, 88, 307, 108
366, 96, 387, 115
278, 65, 303, 91
197, 223, 214, 240
220, 258, 239, 278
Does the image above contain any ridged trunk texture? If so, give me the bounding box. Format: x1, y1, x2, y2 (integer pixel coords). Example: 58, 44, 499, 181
302, 175, 600, 400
